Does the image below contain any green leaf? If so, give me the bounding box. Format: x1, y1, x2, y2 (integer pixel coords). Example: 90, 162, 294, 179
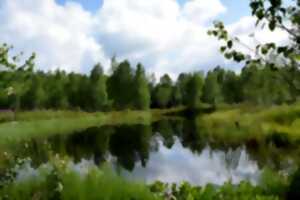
227, 40, 233, 49
224, 52, 233, 59
220, 46, 227, 53
269, 19, 276, 31
261, 47, 269, 55
256, 9, 265, 20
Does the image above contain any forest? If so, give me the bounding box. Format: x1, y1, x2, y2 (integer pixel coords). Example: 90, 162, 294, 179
1, 56, 300, 112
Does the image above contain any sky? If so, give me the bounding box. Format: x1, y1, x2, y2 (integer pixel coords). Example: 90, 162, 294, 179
0, 0, 289, 78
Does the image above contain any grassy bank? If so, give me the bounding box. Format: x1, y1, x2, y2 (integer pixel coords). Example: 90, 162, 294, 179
1, 159, 158, 200
197, 103, 300, 144
0, 108, 186, 145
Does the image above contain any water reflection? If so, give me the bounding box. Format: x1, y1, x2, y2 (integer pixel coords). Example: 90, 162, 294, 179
4, 118, 300, 186
120, 138, 260, 185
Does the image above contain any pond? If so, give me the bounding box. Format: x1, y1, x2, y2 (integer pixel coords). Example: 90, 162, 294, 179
1, 118, 299, 186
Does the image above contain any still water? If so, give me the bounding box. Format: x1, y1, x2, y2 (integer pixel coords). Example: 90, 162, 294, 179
119, 139, 260, 185
4, 118, 299, 186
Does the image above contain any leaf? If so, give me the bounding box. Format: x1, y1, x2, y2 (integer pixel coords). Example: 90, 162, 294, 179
256, 9, 265, 20
227, 40, 233, 49
261, 47, 268, 55
224, 52, 233, 59
269, 19, 276, 31
277, 46, 287, 54
220, 46, 227, 53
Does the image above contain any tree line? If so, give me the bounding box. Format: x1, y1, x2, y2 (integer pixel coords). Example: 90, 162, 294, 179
1, 57, 300, 111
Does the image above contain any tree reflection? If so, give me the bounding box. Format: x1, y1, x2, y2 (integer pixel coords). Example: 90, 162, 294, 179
6, 117, 300, 174
109, 125, 151, 171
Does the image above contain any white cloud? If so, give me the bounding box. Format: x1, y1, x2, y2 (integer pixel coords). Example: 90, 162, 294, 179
95, 0, 227, 78
0, 0, 109, 73
0, 0, 290, 78
182, 0, 226, 25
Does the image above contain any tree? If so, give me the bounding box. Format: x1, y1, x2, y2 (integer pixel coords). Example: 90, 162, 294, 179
202, 71, 223, 105
0, 43, 36, 118
66, 73, 82, 109
222, 70, 242, 103
154, 74, 173, 108
107, 60, 134, 109
186, 72, 204, 108
175, 73, 193, 105
89, 63, 108, 111
46, 70, 69, 109
21, 74, 46, 109
133, 63, 150, 110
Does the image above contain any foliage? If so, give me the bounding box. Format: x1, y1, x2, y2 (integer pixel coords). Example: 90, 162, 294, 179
0, 161, 158, 200
153, 74, 173, 108
185, 72, 204, 109
149, 179, 281, 200
208, 0, 299, 66
107, 60, 134, 109
133, 63, 151, 110
89, 63, 108, 111
203, 70, 223, 105
197, 103, 300, 145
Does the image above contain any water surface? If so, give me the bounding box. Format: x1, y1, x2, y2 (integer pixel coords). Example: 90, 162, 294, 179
2, 118, 299, 186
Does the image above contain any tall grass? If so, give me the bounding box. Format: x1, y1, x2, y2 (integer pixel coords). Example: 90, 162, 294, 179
0, 161, 159, 200
0, 157, 287, 200
197, 103, 300, 143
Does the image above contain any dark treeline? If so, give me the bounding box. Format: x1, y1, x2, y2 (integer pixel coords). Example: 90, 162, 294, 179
1, 59, 300, 111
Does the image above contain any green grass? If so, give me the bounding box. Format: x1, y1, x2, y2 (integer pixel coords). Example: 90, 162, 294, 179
0, 160, 159, 200
0, 108, 183, 146
0, 158, 287, 200
197, 103, 300, 143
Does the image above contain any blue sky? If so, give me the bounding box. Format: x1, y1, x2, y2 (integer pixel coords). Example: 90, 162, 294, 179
56, 0, 103, 12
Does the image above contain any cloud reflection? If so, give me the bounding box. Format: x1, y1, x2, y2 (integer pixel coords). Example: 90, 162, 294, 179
121, 138, 261, 186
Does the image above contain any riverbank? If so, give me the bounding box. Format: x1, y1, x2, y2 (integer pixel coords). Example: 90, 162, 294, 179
2, 103, 300, 145
197, 103, 300, 145
0, 107, 185, 145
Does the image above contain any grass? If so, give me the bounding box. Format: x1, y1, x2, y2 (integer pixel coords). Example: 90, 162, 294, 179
0, 157, 289, 200
197, 103, 300, 144
0, 108, 184, 146
0, 158, 159, 200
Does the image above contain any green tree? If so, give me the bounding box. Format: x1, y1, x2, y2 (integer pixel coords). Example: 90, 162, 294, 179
175, 73, 193, 105
154, 74, 173, 108
186, 72, 204, 108
222, 70, 242, 103
21, 74, 46, 109
203, 71, 223, 105
107, 60, 134, 109
46, 70, 69, 109
66, 73, 82, 109
89, 63, 108, 111
133, 63, 150, 110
